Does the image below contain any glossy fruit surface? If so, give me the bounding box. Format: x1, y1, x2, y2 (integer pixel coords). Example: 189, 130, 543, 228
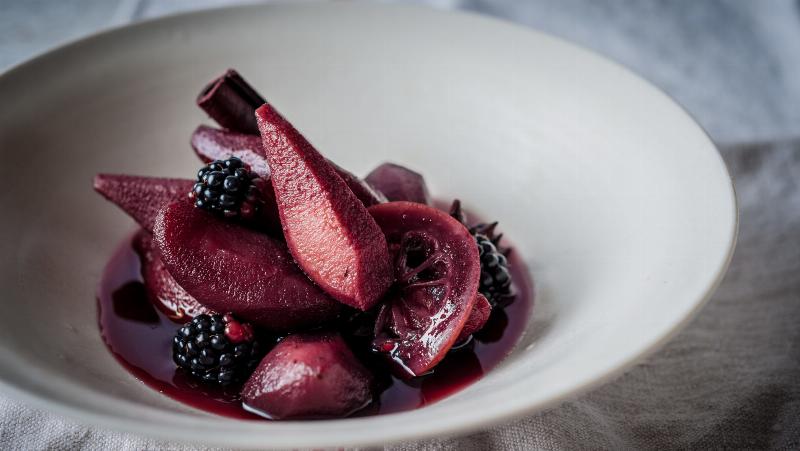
242, 333, 373, 419
256, 103, 392, 311
153, 200, 342, 331
368, 201, 480, 376
455, 293, 492, 343
97, 231, 533, 420
133, 231, 208, 320
190, 157, 267, 220
172, 313, 264, 386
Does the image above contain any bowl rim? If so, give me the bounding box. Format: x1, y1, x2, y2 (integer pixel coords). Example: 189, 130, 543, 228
0, 1, 738, 448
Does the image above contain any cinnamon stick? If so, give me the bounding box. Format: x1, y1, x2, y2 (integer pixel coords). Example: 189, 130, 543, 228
197, 69, 265, 135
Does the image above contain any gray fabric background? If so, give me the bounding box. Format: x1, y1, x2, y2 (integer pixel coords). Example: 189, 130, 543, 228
1, 0, 798, 449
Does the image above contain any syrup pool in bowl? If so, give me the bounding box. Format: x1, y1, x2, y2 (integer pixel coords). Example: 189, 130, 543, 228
98, 223, 533, 420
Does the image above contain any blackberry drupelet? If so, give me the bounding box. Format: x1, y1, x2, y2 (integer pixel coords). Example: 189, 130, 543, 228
449, 200, 514, 306
172, 313, 263, 386
476, 234, 513, 306
190, 157, 265, 219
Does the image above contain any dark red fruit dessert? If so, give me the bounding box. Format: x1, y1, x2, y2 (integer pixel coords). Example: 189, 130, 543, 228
456, 293, 492, 343
153, 200, 342, 331
365, 163, 431, 205
255, 103, 393, 311
327, 160, 387, 207
97, 230, 532, 419
242, 333, 373, 419
193, 69, 383, 210
133, 232, 207, 319
191, 125, 385, 208
451, 200, 515, 306
191, 125, 271, 178
190, 157, 269, 220
475, 233, 513, 305
367, 201, 481, 377
94, 174, 193, 233
95, 68, 532, 422
173, 313, 264, 386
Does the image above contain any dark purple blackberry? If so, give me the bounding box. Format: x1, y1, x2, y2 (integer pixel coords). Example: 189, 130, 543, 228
476, 234, 513, 305
172, 313, 263, 386
190, 157, 265, 219
449, 200, 514, 306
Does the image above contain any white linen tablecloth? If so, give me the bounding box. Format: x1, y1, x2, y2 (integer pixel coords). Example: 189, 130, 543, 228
1, 1, 798, 449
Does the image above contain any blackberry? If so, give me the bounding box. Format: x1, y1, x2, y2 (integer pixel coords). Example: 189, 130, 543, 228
172, 313, 263, 386
190, 157, 265, 219
476, 234, 513, 305
449, 200, 514, 306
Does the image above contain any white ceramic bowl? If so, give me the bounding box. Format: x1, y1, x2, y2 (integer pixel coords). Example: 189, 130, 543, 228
0, 3, 736, 448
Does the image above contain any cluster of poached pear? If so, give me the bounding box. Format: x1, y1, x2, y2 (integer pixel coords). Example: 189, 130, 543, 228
94, 70, 496, 419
